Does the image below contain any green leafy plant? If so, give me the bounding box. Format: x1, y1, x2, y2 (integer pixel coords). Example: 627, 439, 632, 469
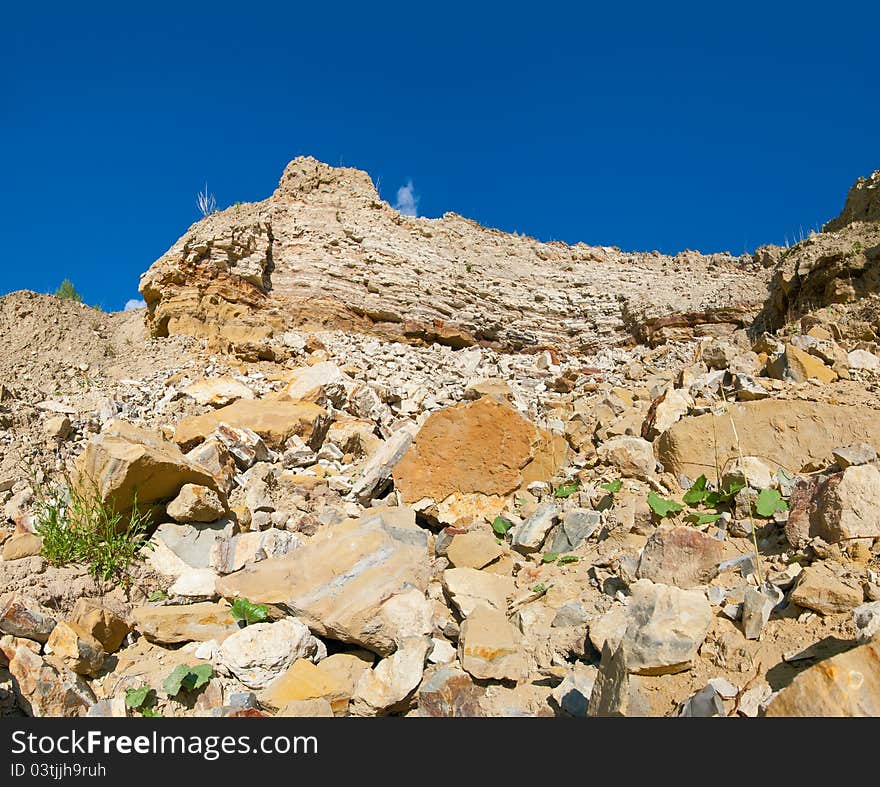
148, 590, 167, 602
541, 552, 560, 564
557, 555, 578, 565
755, 488, 788, 518
34, 475, 152, 585
230, 597, 269, 626
532, 583, 547, 593
682, 475, 710, 505
492, 516, 513, 536
163, 664, 214, 697
599, 479, 623, 495
125, 685, 162, 717
54, 279, 83, 302
647, 491, 683, 519
554, 481, 580, 499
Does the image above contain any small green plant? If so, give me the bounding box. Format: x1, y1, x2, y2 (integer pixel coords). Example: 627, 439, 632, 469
163, 664, 214, 697
34, 475, 152, 585
230, 597, 269, 626
852, 241, 863, 254
148, 590, 167, 602
557, 555, 578, 566
755, 487, 788, 518
54, 279, 83, 302
599, 479, 623, 495
532, 583, 547, 593
492, 516, 513, 536
554, 480, 580, 499
125, 685, 162, 717
682, 475, 746, 508
647, 491, 684, 519
541, 552, 560, 564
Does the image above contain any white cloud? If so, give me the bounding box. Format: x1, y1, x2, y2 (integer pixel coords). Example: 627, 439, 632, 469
124, 298, 146, 311
394, 180, 418, 217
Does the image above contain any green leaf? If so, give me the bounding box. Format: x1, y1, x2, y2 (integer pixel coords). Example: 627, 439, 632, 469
542, 552, 560, 564
162, 664, 191, 697
682, 475, 709, 505
705, 480, 746, 508
492, 516, 513, 536
230, 597, 269, 626
148, 591, 167, 602
600, 479, 623, 494
187, 664, 214, 691
163, 664, 214, 696
755, 488, 788, 518
647, 491, 684, 518
125, 686, 150, 709
557, 555, 579, 565
685, 511, 722, 526
141, 707, 163, 718
532, 583, 547, 593
554, 481, 580, 499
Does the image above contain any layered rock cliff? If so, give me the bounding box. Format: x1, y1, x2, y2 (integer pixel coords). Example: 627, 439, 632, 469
140, 157, 769, 355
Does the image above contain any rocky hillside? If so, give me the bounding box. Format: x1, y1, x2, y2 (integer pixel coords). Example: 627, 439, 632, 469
1, 161, 879, 718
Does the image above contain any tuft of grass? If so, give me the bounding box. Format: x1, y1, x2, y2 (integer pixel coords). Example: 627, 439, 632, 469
33, 475, 152, 585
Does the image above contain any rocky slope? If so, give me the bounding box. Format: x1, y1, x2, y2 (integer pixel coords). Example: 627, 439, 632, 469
1, 161, 879, 718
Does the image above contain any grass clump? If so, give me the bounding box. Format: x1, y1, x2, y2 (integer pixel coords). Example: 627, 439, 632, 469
33, 475, 152, 585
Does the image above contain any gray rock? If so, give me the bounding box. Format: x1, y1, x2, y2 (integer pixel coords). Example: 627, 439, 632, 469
587, 642, 630, 717
511, 503, 558, 553
551, 601, 591, 628
620, 580, 713, 675
854, 601, 880, 643
548, 508, 601, 553
741, 583, 783, 640
552, 666, 597, 717
149, 520, 236, 571
832, 443, 878, 469
349, 426, 416, 504
0, 593, 57, 643
679, 684, 725, 717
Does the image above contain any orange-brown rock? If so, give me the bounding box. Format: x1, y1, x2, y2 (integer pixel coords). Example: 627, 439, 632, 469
74, 420, 222, 525
764, 640, 880, 716
392, 398, 566, 510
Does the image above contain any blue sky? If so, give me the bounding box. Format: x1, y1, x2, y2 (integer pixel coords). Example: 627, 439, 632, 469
2, 2, 878, 311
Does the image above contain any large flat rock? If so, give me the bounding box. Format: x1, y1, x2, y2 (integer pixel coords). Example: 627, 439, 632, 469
216, 508, 431, 655
656, 400, 880, 482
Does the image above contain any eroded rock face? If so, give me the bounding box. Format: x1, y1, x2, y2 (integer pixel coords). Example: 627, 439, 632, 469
824, 170, 880, 231
139, 157, 766, 354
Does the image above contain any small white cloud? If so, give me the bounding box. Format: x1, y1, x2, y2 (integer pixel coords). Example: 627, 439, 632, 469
394, 180, 418, 217
124, 298, 146, 311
